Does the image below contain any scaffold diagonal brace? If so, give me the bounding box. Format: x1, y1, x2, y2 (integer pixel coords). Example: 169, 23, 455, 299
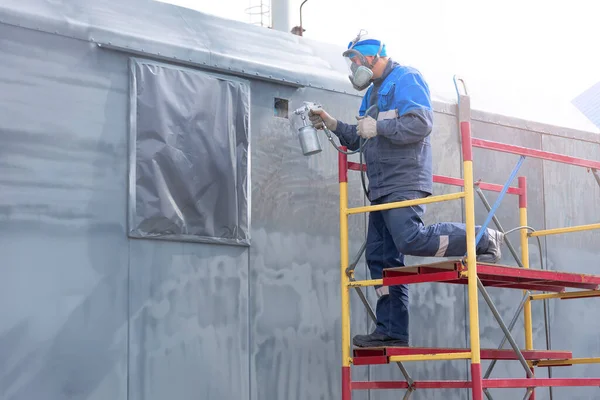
483, 291, 530, 399
484, 291, 530, 379
477, 277, 533, 379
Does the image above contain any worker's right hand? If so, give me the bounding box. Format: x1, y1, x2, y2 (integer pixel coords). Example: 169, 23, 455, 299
309, 108, 338, 131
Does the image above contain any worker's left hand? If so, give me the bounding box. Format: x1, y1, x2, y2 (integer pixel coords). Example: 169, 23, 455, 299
356, 115, 377, 138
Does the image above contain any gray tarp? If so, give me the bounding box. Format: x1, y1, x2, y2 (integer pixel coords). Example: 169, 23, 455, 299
128, 59, 251, 246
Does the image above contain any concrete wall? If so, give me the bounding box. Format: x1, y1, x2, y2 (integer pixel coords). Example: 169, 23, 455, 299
1, 17, 599, 400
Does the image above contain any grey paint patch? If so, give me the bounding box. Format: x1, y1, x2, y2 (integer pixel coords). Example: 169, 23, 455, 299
128, 240, 249, 400
248, 83, 369, 400
0, 24, 129, 400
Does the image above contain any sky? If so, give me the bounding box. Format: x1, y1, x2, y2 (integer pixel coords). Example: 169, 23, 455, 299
159, 0, 600, 133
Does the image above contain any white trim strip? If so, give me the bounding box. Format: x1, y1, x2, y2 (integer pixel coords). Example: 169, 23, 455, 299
435, 235, 449, 257
376, 286, 389, 297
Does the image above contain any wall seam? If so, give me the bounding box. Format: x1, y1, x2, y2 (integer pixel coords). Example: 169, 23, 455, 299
127, 240, 131, 400
247, 247, 252, 400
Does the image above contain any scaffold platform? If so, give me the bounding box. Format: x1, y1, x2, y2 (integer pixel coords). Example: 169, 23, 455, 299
382, 260, 600, 293
352, 347, 573, 366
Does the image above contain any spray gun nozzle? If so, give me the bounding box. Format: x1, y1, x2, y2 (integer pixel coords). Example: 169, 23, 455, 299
293, 101, 321, 117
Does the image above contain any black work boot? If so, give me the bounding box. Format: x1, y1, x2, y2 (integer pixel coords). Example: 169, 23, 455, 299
353, 331, 409, 348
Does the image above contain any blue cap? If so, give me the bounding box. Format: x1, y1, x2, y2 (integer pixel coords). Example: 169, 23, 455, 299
347, 38, 387, 57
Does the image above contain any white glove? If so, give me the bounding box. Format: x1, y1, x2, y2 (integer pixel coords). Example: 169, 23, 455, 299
356, 115, 378, 138
309, 108, 338, 131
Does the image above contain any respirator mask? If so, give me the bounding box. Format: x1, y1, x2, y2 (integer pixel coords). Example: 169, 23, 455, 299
342, 32, 384, 91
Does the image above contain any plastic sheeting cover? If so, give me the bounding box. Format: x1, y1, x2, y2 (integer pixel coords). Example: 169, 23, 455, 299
128, 58, 251, 246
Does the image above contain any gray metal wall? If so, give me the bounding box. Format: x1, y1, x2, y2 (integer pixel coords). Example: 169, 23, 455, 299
1, 14, 599, 400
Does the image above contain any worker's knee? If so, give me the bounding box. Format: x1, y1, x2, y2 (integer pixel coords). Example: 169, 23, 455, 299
392, 226, 430, 255
393, 232, 417, 254
396, 241, 410, 254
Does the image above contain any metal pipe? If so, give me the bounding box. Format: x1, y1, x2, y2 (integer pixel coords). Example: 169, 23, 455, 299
398, 364, 414, 389
351, 285, 376, 322
522, 388, 534, 400
271, 0, 291, 32
482, 292, 529, 400
402, 388, 415, 400
484, 291, 529, 378
475, 187, 524, 268
529, 223, 600, 237
477, 278, 534, 378
346, 239, 366, 275
299, 0, 308, 30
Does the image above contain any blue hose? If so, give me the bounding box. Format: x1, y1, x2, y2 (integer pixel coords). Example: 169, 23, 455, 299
473, 155, 526, 250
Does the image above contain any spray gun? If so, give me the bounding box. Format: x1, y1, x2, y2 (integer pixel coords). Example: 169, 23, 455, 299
293, 101, 378, 157
294, 101, 378, 197
293, 102, 324, 156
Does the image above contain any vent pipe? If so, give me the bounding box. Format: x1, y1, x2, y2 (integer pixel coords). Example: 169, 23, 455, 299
271, 0, 291, 32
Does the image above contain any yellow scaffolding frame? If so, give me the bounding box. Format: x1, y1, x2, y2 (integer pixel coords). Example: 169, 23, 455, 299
338, 78, 600, 399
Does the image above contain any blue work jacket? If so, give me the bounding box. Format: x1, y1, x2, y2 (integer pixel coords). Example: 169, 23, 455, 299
332, 59, 434, 201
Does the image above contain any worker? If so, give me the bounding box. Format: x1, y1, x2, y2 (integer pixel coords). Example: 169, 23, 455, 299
309, 31, 505, 348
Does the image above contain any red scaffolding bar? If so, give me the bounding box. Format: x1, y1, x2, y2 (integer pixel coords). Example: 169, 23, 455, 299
347, 161, 523, 195
350, 378, 600, 390
472, 138, 600, 170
